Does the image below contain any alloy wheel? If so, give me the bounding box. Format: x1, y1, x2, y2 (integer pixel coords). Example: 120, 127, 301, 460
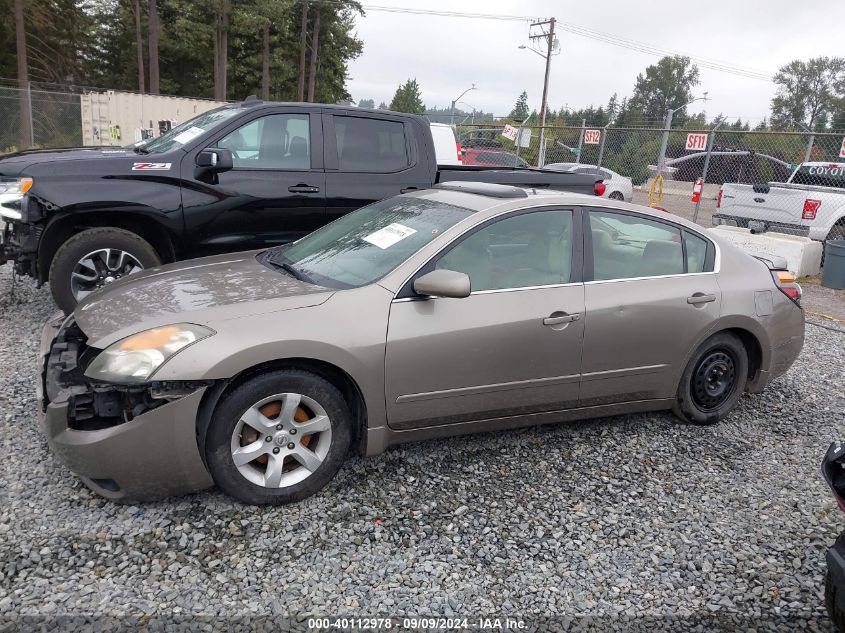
71, 248, 144, 300
230, 393, 332, 489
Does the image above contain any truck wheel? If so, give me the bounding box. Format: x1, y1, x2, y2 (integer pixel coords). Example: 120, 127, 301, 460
49, 227, 161, 314
672, 332, 748, 426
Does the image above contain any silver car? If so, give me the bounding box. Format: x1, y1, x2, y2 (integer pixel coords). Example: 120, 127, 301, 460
38, 182, 805, 505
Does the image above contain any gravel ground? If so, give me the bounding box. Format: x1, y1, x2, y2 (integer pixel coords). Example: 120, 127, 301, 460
0, 264, 843, 632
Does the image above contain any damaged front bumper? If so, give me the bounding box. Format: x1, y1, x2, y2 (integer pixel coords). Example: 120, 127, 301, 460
37, 313, 214, 501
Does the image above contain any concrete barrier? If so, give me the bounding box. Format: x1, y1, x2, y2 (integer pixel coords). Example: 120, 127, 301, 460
706, 226, 823, 277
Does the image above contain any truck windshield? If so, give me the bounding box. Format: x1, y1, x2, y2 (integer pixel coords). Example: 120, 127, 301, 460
137, 106, 242, 154
789, 164, 845, 189
265, 197, 473, 288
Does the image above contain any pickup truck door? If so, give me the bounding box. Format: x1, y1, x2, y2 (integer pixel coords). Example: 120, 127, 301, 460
182, 108, 326, 255
322, 111, 433, 223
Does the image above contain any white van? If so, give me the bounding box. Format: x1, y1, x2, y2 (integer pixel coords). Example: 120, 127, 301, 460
429, 122, 462, 166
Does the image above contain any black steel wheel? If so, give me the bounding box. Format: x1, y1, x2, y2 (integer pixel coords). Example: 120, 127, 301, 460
673, 332, 748, 425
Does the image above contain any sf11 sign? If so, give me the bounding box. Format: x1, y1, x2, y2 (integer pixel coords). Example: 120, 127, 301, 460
584, 129, 601, 145
685, 133, 708, 151
501, 124, 518, 142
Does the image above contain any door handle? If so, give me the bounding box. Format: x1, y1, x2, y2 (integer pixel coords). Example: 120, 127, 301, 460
288, 184, 320, 193
400, 186, 420, 193
687, 293, 716, 305
543, 312, 580, 326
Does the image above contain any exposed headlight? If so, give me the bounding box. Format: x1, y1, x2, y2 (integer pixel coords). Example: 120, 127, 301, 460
0, 177, 33, 220
84, 323, 214, 384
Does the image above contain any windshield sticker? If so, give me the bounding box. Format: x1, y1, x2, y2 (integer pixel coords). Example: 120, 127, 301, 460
363, 223, 417, 249
173, 126, 205, 144
132, 162, 172, 171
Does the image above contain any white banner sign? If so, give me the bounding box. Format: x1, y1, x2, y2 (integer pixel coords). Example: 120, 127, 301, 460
501, 124, 518, 142
584, 129, 601, 145
685, 133, 708, 151
517, 128, 532, 148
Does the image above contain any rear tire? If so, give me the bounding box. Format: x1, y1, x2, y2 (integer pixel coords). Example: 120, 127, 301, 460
672, 332, 748, 425
205, 370, 352, 505
49, 227, 161, 314
608, 191, 624, 200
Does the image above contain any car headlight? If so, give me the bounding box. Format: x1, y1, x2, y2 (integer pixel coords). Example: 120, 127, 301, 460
84, 323, 214, 384
0, 177, 33, 220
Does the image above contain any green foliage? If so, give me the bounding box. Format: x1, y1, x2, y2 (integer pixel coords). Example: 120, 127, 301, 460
3, 0, 363, 103
770, 57, 845, 130
356, 98, 374, 109
627, 55, 700, 125
389, 78, 425, 114
510, 90, 529, 120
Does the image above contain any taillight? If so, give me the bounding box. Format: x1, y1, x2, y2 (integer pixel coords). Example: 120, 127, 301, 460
456, 142, 463, 163
716, 189, 723, 208
594, 181, 606, 196
772, 269, 802, 305
802, 198, 821, 220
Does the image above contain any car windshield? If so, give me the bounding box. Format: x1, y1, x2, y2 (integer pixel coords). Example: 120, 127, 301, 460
266, 197, 473, 288
136, 106, 242, 154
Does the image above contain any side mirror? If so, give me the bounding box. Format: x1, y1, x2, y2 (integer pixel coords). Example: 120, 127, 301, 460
413, 269, 471, 299
196, 148, 233, 171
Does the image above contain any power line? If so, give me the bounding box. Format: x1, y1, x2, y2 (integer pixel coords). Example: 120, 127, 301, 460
322, 1, 776, 82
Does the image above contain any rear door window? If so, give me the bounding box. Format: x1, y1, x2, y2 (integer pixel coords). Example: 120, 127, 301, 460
334, 116, 409, 172
589, 210, 684, 280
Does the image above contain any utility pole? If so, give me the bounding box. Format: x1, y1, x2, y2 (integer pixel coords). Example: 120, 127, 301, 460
528, 17, 555, 167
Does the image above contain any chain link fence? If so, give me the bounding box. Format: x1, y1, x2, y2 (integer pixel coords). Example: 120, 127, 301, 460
457, 123, 845, 240
0, 82, 82, 152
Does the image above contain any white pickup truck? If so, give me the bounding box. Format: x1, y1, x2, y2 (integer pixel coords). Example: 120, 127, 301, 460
713, 162, 845, 245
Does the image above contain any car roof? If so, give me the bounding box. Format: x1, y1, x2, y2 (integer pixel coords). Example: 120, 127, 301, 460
407, 182, 706, 232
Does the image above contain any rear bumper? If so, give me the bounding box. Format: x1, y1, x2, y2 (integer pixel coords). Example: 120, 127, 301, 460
38, 316, 213, 501
712, 214, 814, 239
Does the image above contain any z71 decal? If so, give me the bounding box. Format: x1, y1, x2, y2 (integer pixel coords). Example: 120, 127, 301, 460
132, 162, 172, 171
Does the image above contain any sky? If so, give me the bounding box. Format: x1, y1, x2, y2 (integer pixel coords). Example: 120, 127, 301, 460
345, 0, 845, 124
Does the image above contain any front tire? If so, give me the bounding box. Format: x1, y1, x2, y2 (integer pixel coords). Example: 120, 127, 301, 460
49, 227, 161, 314
205, 370, 352, 505
673, 332, 748, 425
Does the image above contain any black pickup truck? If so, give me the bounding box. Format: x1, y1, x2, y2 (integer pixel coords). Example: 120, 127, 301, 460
0, 98, 601, 312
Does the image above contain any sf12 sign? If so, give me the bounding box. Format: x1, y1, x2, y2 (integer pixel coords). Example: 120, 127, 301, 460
501, 124, 518, 142
584, 129, 601, 145
685, 133, 708, 151
839, 136, 845, 159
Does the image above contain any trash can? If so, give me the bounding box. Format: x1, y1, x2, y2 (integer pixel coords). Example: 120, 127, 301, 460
822, 239, 845, 290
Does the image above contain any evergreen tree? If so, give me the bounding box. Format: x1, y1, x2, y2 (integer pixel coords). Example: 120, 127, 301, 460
389, 78, 425, 114
510, 91, 529, 119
